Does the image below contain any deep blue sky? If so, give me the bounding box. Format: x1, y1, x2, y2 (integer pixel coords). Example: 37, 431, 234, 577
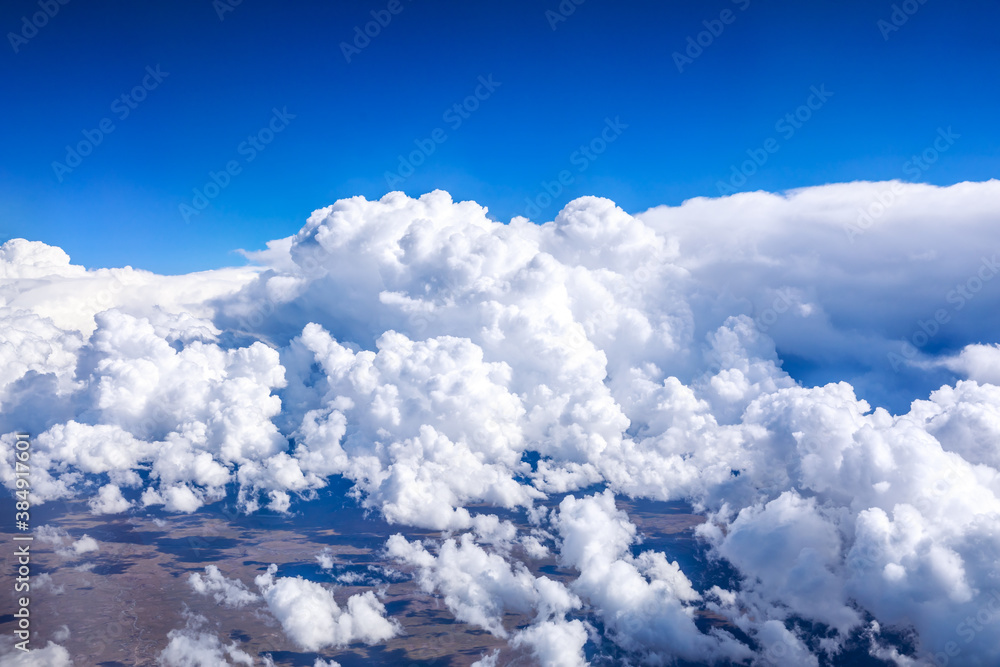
2, 0, 998, 273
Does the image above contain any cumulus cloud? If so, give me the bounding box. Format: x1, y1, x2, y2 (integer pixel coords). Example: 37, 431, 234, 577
312, 660, 341, 667
35, 526, 99, 558
88, 483, 132, 514
158, 631, 254, 667
0, 238, 256, 337
689, 378, 1000, 662
290, 325, 540, 529
254, 564, 399, 651
67, 535, 99, 555
553, 491, 752, 664
188, 566, 261, 608
316, 547, 336, 570
157, 612, 256, 666
935, 343, 1000, 385
637, 180, 1000, 412
33, 573, 65, 595
0, 308, 290, 513
470, 651, 500, 667
510, 620, 590, 667
387, 530, 579, 637
4, 185, 1000, 663
0, 640, 72, 667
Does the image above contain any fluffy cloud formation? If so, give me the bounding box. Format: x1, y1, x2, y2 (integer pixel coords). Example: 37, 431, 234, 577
290, 325, 539, 529
184, 564, 399, 653
637, 180, 1000, 412
157, 611, 259, 667
3, 184, 1000, 664
553, 491, 753, 664
88, 482, 132, 514
936, 343, 1000, 386
35, 525, 99, 558
0, 640, 72, 667
388, 527, 589, 666
0, 238, 256, 337
254, 564, 399, 651
158, 631, 256, 667
184, 564, 401, 664
0, 308, 290, 513
387, 529, 580, 637
511, 620, 590, 667
189, 565, 261, 608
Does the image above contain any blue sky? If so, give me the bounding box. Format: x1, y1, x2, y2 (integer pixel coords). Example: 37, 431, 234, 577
2, 0, 998, 273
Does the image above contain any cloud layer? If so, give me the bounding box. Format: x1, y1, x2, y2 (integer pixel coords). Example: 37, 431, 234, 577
3, 183, 1000, 664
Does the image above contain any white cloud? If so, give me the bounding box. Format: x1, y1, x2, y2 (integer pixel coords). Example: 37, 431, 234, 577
0, 307, 290, 513
33, 573, 65, 595
68, 535, 99, 556
34, 526, 99, 558
0, 238, 257, 337
936, 343, 1000, 385
470, 650, 500, 667
291, 325, 540, 529
158, 632, 252, 667
316, 547, 335, 570
0, 640, 72, 667
553, 491, 752, 664
254, 564, 399, 651
0, 306, 81, 406
157, 612, 256, 666
710, 490, 861, 633
387, 531, 579, 637
511, 620, 589, 667
911, 378, 1000, 468
88, 483, 132, 514
637, 180, 1000, 411
4, 185, 1000, 663
189, 566, 260, 608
